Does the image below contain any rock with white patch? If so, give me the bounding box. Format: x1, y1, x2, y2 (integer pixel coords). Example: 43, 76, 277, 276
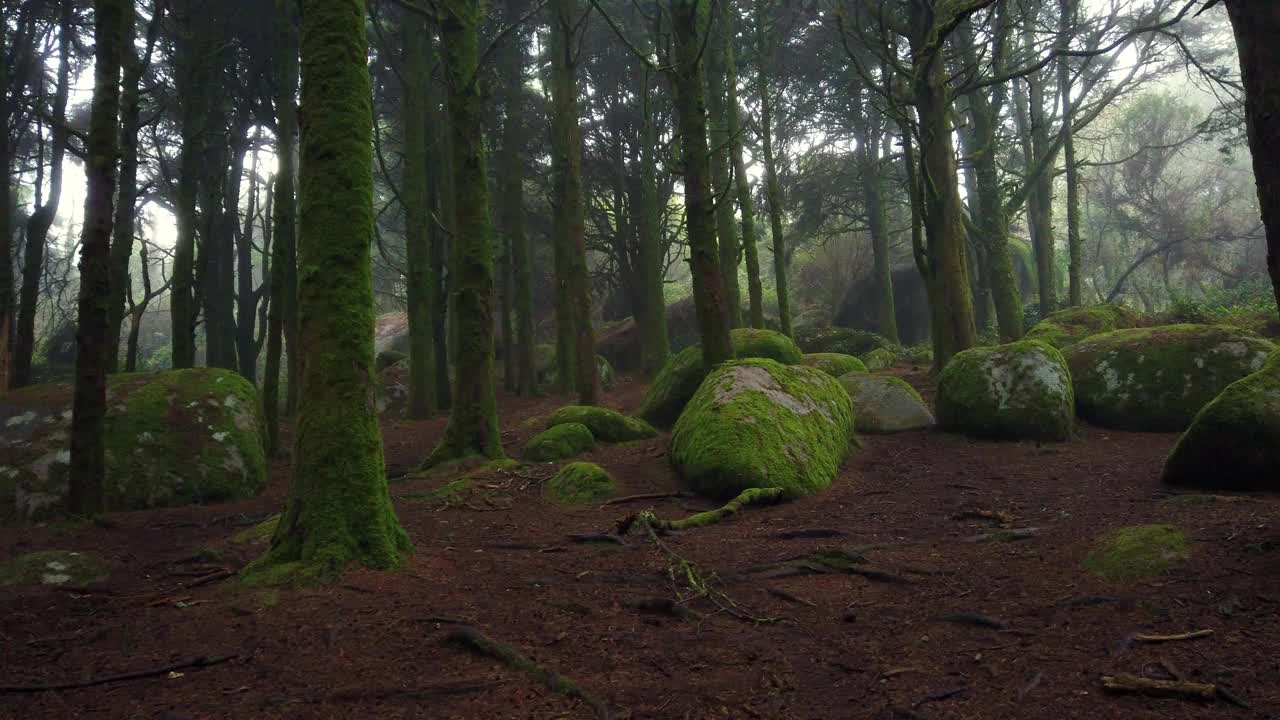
937, 340, 1074, 441
1066, 324, 1274, 431
0, 369, 268, 523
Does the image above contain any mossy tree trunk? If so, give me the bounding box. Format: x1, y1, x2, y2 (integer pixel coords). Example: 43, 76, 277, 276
754, 0, 790, 337
402, 8, 436, 419
705, 6, 741, 330
670, 0, 733, 367
548, 0, 598, 404
1018, 3, 1057, 316
0, 11, 12, 391
170, 0, 207, 371
721, 1, 763, 330
14, 0, 73, 389
428, 57, 453, 410
68, 0, 127, 517
429, 0, 504, 463
1223, 0, 1280, 318
251, 0, 409, 583
1059, 0, 1083, 307
637, 63, 670, 376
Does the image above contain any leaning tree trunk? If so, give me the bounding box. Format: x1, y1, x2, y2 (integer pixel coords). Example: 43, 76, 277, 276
402, 8, 436, 419
428, 0, 504, 464
1223, 1, 1280, 318
721, 1, 763, 330
14, 0, 73, 388
755, 0, 790, 337
705, 5, 742, 330
248, 0, 409, 583
637, 63, 670, 375
68, 0, 127, 517
670, 0, 733, 367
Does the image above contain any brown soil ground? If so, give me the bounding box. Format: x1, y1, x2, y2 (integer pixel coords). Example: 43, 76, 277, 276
3, 366, 1279, 720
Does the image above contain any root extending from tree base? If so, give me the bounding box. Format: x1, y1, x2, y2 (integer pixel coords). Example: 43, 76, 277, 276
444, 626, 611, 720
0, 655, 237, 694
617, 487, 787, 534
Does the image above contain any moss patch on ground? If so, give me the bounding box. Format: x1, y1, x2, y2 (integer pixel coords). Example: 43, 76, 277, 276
1083, 524, 1188, 582
523, 423, 596, 462
800, 353, 868, 378
231, 515, 281, 546
546, 405, 657, 442
544, 462, 615, 505
1025, 304, 1141, 349
0, 550, 109, 587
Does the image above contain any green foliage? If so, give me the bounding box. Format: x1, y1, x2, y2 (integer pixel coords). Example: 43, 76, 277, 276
1164, 278, 1279, 338
0, 550, 108, 587
544, 462, 615, 505
792, 326, 891, 356
546, 405, 657, 442
523, 422, 595, 462
936, 339, 1075, 441
670, 358, 854, 500
231, 515, 280, 545
800, 353, 868, 377
1083, 525, 1188, 582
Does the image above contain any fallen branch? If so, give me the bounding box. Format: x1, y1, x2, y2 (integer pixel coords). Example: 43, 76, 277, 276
936, 612, 1008, 630
766, 587, 816, 607
444, 626, 611, 720
952, 510, 1016, 526
0, 655, 237, 694
1100, 673, 1215, 701
1134, 629, 1213, 643
742, 549, 912, 585
964, 527, 1042, 543
618, 487, 787, 534
603, 492, 686, 506
567, 533, 625, 545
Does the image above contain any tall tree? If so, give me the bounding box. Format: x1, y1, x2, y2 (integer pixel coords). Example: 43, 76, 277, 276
670, 0, 733, 366
401, 8, 436, 419
68, 0, 127, 516
848, 68, 899, 344
428, 0, 504, 463
249, 0, 409, 582
705, 0, 742, 329
170, 0, 208, 369
755, 0, 790, 337
722, 1, 763, 330
636, 62, 670, 374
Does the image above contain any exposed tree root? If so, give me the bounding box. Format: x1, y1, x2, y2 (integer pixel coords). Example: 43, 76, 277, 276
965, 527, 1042, 543
1101, 673, 1215, 701
774, 528, 845, 540
444, 626, 612, 720
567, 533, 625, 545
625, 596, 697, 621
603, 491, 687, 506
0, 655, 236, 693
741, 549, 912, 585
1134, 629, 1214, 643
767, 587, 816, 607
951, 509, 1016, 526
617, 487, 787, 534
935, 612, 1008, 630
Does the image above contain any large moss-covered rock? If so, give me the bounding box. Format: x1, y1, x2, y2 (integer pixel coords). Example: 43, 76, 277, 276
1025, 304, 1141, 349
523, 423, 595, 462
860, 347, 898, 372
544, 462, 615, 505
0, 550, 109, 587
670, 359, 854, 500
638, 328, 804, 427
936, 340, 1074, 441
0, 369, 268, 523
546, 405, 657, 442
793, 326, 892, 356
1162, 350, 1280, 490
800, 353, 867, 377
1066, 324, 1274, 431
839, 373, 935, 434
532, 345, 617, 391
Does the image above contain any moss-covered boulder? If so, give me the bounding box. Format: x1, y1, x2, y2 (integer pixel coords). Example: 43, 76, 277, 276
544, 462, 615, 505
523, 422, 595, 462
670, 359, 854, 500
860, 347, 897, 372
936, 340, 1074, 441
1162, 350, 1280, 490
793, 326, 892, 356
376, 350, 407, 372
1066, 324, 1274, 431
800, 353, 867, 377
532, 345, 617, 391
1083, 525, 1188, 582
0, 368, 268, 524
377, 359, 410, 418
1025, 304, 1141, 349
839, 374, 934, 434
0, 550, 109, 587
638, 328, 803, 428
546, 405, 657, 442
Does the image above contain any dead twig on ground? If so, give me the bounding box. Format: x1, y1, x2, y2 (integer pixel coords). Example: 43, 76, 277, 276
603, 492, 686, 506
914, 686, 967, 708
1134, 629, 1214, 643
951, 509, 1016, 526
567, 533, 625, 545
1017, 670, 1043, 701
1100, 673, 1215, 701
936, 612, 1008, 630
0, 654, 237, 693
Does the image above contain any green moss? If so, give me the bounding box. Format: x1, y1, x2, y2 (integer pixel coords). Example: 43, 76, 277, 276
793, 326, 891, 356
0, 550, 108, 587
1067, 324, 1275, 431
524, 423, 595, 462
800, 353, 868, 377
424, 478, 473, 508
376, 350, 407, 371
860, 347, 897, 372
638, 328, 803, 427
231, 515, 280, 545
546, 405, 657, 442
1163, 349, 1280, 490
1083, 525, 1188, 582
936, 339, 1074, 441
544, 462, 615, 505
670, 358, 855, 500
1026, 304, 1141, 349
644, 487, 786, 530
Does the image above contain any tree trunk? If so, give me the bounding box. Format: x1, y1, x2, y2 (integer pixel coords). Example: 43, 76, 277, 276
498, 8, 536, 395
430, 44, 454, 410
428, 0, 504, 464
548, 0, 598, 404
670, 0, 733, 367
850, 70, 899, 345
755, 0, 790, 337
68, 0, 127, 517
265, 0, 298, 451
14, 0, 72, 388
637, 63, 670, 375
235, 144, 260, 381
705, 5, 741, 329
171, 3, 206, 370
720, 2, 762, 329
249, 0, 409, 583
402, 9, 436, 419
1224, 1, 1280, 318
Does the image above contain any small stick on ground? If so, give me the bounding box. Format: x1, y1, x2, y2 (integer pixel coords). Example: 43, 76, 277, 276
951, 510, 1016, 526
1017, 671, 1043, 701
964, 527, 1042, 543
603, 492, 686, 506
444, 626, 611, 720
1134, 629, 1214, 643
766, 587, 816, 607
567, 533, 625, 545
1100, 674, 1216, 701
936, 613, 1008, 630
914, 686, 967, 708
0, 655, 236, 694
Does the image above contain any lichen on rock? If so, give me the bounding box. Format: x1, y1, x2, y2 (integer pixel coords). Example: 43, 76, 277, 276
936, 339, 1074, 441
0, 550, 109, 587
670, 358, 854, 500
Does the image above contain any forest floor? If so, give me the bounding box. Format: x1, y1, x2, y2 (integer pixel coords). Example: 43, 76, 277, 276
2, 366, 1279, 720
